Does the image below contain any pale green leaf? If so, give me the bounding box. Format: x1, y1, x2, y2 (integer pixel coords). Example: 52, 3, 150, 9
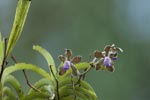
28, 78, 54, 95
6, 0, 31, 57
0, 32, 4, 65
33, 45, 56, 75
2, 63, 51, 84
4, 75, 24, 99
3, 87, 16, 100
21, 92, 50, 100
59, 77, 97, 100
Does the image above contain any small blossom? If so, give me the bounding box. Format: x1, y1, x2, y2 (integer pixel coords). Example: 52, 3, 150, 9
58, 49, 81, 76
92, 44, 122, 72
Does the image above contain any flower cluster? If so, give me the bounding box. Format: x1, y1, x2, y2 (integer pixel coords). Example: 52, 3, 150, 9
58, 44, 123, 76
58, 49, 81, 76
92, 44, 123, 72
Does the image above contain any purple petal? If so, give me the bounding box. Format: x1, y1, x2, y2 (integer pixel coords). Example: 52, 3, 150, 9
63, 61, 71, 70
112, 57, 117, 61
103, 56, 112, 67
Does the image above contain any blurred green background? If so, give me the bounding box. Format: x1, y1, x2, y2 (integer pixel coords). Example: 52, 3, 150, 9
0, 0, 150, 100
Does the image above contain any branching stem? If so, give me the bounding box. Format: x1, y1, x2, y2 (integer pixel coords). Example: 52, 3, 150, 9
76, 65, 92, 85
49, 65, 60, 100
11, 55, 40, 92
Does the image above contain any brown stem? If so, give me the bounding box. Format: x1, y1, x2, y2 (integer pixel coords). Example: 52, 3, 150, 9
11, 55, 40, 92
0, 38, 7, 81
49, 65, 60, 100
76, 65, 92, 85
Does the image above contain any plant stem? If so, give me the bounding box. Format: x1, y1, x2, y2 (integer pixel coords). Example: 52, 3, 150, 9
49, 65, 60, 100
11, 55, 41, 92
0, 39, 7, 81
6, 0, 31, 57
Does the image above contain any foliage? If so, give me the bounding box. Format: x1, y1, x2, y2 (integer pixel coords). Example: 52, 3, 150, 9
0, 0, 123, 100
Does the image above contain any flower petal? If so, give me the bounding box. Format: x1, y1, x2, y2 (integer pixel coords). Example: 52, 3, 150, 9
71, 56, 82, 64
59, 67, 67, 75
58, 55, 65, 62
103, 56, 112, 67
63, 61, 71, 70
65, 49, 72, 60
94, 50, 103, 58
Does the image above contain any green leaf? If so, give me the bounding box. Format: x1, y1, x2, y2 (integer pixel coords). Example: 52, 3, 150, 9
3, 87, 16, 100
21, 91, 50, 100
4, 75, 24, 99
0, 32, 4, 66
33, 45, 56, 75
61, 94, 83, 100
59, 78, 95, 92
6, 0, 31, 57
2, 63, 51, 84
0, 82, 2, 100
28, 78, 54, 95
59, 77, 97, 100
59, 85, 97, 100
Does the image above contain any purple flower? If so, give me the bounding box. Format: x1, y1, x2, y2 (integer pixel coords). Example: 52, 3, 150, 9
63, 61, 71, 70
103, 56, 112, 67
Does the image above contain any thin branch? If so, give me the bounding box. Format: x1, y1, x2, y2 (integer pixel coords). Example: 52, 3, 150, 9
22, 69, 40, 92
49, 65, 60, 100
11, 55, 40, 92
76, 65, 92, 85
